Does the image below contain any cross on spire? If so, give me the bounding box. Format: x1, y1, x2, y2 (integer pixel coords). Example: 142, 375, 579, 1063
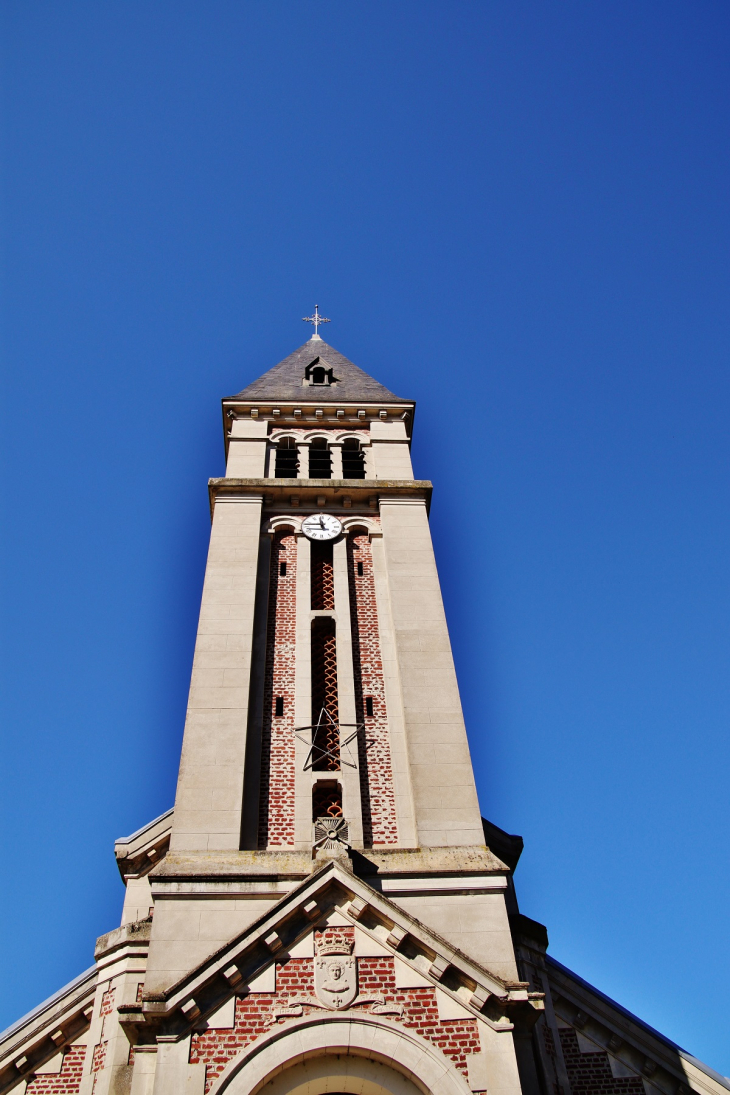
302, 304, 330, 340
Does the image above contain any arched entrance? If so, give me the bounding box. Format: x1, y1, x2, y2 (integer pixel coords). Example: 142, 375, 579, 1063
208, 1013, 474, 1095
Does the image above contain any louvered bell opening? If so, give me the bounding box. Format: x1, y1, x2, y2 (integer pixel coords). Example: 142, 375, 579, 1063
274, 437, 299, 477
309, 438, 332, 479
341, 438, 365, 479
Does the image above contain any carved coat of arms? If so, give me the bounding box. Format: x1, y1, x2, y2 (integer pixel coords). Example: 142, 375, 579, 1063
314, 941, 357, 1010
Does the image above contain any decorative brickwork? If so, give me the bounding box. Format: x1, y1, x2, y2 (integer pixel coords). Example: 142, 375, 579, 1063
189, 951, 480, 1093
99, 986, 115, 1017
25, 1047, 86, 1095
311, 617, 339, 771
258, 531, 297, 847
90, 1044, 106, 1074
310, 542, 334, 611
347, 533, 397, 845
559, 1027, 644, 1095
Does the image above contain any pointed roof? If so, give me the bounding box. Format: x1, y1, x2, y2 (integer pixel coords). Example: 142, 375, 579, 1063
226, 339, 411, 404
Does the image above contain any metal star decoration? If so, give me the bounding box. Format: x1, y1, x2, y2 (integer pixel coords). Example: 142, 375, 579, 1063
294, 707, 359, 770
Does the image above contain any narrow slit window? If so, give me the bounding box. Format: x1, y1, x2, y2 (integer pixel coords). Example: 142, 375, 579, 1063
365, 696, 374, 717
275, 696, 284, 717
357, 561, 363, 577
280, 562, 286, 576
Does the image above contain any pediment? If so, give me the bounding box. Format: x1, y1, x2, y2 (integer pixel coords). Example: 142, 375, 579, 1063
0, 967, 95, 1095
114, 808, 172, 881
126, 858, 541, 1042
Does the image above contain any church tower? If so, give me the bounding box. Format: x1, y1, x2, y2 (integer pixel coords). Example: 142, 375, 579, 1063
3, 325, 727, 1095
128, 326, 540, 1095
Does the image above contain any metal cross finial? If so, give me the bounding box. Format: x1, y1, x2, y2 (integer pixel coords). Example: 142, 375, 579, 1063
302, 304, 330, 339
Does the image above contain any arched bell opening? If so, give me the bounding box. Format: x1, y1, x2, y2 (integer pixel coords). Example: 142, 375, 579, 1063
309, 437, 332, 479
274, 436, 299, 478
342, 437, 366, 479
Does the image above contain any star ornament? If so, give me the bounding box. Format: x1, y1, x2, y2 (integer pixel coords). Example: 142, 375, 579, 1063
294, 707, 360, 770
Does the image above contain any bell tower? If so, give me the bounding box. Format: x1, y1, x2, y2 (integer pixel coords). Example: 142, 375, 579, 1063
136, 330, 532, 1068
6, 328, 727, 1095
170, 333, 486, 864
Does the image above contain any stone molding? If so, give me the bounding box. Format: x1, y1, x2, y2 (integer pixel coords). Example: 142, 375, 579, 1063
204, 1012, 473, 1095
135, 860, 539, 1041
208, 480, 432, 519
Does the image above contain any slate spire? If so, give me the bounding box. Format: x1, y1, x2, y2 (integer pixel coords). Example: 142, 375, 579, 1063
227, 339, 409, 403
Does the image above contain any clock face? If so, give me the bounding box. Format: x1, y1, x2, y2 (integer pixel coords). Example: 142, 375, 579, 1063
302, 513, 343, 541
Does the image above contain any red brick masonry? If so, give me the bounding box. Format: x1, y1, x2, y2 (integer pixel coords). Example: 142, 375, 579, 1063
190, 952, 481, 1092
555, 1027, 644, 1095
25, 1047, 86, 1095
347, 533, 398, 846
259, 531, 298, 847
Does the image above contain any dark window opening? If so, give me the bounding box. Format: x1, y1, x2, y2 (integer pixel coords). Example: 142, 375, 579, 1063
280, 562, 286, 577
311, 366, 326, 385
312, 781, 343, 820
365, 696, 374, 717
342, 438, 366, 479
311, 541, 334, 610
308, 438, 332, 479
311, 617, 339, 770
274, 437, 299, 478
357, 561, 363, 577
275, 696, 284, 717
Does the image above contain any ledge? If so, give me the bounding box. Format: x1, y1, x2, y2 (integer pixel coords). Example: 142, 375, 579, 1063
208, 478, 432, 518
148, 845, 507, 885
149, 851, 313, 881
356, 845, 509, 875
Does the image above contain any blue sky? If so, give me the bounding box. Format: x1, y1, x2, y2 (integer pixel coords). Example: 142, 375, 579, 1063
2, 0, 729, 1075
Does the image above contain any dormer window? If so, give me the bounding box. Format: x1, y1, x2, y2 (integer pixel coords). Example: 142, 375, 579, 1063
303, 358, 338, 387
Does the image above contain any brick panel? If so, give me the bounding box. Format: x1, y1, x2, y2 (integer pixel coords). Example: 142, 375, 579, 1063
26, 1047, 86, 1095
258, 532, 297, 847
559, 1027, 644, 1095
347, 533, 398, 846
190, 953, 480, 1092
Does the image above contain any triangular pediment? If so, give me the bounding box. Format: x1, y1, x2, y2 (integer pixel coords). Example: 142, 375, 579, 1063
128, 859, 538, 1041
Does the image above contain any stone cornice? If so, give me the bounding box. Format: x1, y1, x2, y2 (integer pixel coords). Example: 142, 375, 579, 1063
149, 845, 507, 883
208, 478, 432, 518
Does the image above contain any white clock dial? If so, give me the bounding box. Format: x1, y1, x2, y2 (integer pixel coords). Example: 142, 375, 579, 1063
302, 513, 343, 541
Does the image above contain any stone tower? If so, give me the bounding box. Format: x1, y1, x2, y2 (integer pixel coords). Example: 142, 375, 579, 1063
2, 333, 728, 1095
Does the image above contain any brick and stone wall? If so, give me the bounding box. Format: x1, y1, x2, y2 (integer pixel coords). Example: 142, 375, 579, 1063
189, 942, 480, 1092
346, 532, 398, 846
558, 1026, 644, 1094
258, 531, 297, 848
25, 1048, 86, 1095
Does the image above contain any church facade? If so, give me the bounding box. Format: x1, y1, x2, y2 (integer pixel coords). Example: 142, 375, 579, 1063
1, 332, 727, 1095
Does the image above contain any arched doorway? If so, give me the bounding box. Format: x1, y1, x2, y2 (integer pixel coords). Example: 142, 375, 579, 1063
209, 1014, 473, 1095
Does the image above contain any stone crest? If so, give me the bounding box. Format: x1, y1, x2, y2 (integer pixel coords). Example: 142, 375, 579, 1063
314, 939, 357, 1010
